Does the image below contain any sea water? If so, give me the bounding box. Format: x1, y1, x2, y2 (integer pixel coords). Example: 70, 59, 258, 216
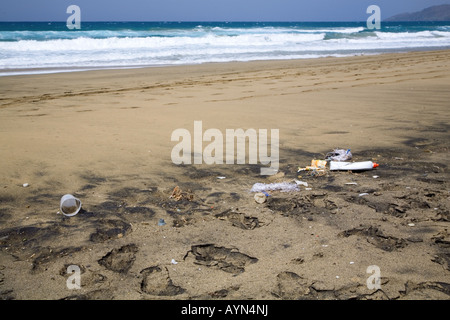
1, 21, 449, 76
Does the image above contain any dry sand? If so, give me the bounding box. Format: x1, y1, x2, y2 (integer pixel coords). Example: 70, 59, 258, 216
0, 50, 449, 300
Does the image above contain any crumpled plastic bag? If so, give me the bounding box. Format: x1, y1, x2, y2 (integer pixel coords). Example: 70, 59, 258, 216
325, 149, 352, 162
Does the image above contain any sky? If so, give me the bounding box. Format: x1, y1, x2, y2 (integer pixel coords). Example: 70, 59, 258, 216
0, 0, 449, 22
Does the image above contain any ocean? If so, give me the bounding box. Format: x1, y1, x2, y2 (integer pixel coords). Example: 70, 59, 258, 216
1, 21, 450, 76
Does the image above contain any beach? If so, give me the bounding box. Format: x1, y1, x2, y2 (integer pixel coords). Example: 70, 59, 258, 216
0, 50, 449, 300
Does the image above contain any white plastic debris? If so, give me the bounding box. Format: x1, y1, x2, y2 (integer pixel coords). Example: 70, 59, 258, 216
326, 149, 352, 162
60, 194, 82, 217
22, 183, 29, 187
294, 179, 308, 187
254, 192, 267, 204
250, 182, 300, 193
359, 193, 369, 197
330, 161, 379, 171
171, 259, 178, 265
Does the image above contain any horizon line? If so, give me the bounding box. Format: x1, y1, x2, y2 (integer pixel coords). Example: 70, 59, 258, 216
2, 20, 449, 23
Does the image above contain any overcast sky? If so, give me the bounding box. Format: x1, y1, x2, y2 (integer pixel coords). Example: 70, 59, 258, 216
1, 0, 449, 22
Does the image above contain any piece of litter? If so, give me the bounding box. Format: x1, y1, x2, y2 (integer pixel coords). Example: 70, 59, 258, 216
373, 176, 379, 179
325, 148, 352, 162
345, 182, 358, 185
250, 182, 300, 193
158, 219, 166, 226
408, 223, 415, 227
298, 159, 327, 176
169, 186, 194, 201
22, 183, 29, 187
294, 179, 308, 187
305, 188, 312, 191
330, 161, 378, 171
217, 176, 226, 180
171, 259, 178, 265
60, 194, 82, 217
350, 261, 355, 265
254, 192, 267, 204
359, 193, 369, 197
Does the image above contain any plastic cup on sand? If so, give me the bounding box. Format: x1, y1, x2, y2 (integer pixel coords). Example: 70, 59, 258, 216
60, 194, 82, 217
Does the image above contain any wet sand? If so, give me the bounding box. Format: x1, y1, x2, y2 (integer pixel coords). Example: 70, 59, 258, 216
0, 50, 449, 300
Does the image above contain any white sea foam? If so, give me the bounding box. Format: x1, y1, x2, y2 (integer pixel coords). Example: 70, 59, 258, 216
1, 25, 450, 75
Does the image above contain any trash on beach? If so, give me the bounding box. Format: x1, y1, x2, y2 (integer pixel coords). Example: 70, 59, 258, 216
359, 193, 370, 197
294, 179, 308, 187
298, 159, 327, 177
312, 159, 327, 169
60, 194, 82, 217
254, 192, 267, 204
171, 259, 178, 265
325, 148, 352, 162
345, 182, 358, 185
169, 186, 194, 201
217, 176, 226, 180
329, 161, 379, 171
22, 183, 29, 188
158, 219, 167, 226
250, 182, 300, 193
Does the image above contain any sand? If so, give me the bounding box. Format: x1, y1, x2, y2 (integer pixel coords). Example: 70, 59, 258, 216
0, 50, 449, 300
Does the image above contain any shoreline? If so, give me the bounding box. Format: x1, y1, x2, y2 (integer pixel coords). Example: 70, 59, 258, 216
0, 48, 449, 300
1, 46, 450, 78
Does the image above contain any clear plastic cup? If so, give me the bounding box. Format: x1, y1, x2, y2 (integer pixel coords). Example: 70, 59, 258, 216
60, 194, 82, 217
